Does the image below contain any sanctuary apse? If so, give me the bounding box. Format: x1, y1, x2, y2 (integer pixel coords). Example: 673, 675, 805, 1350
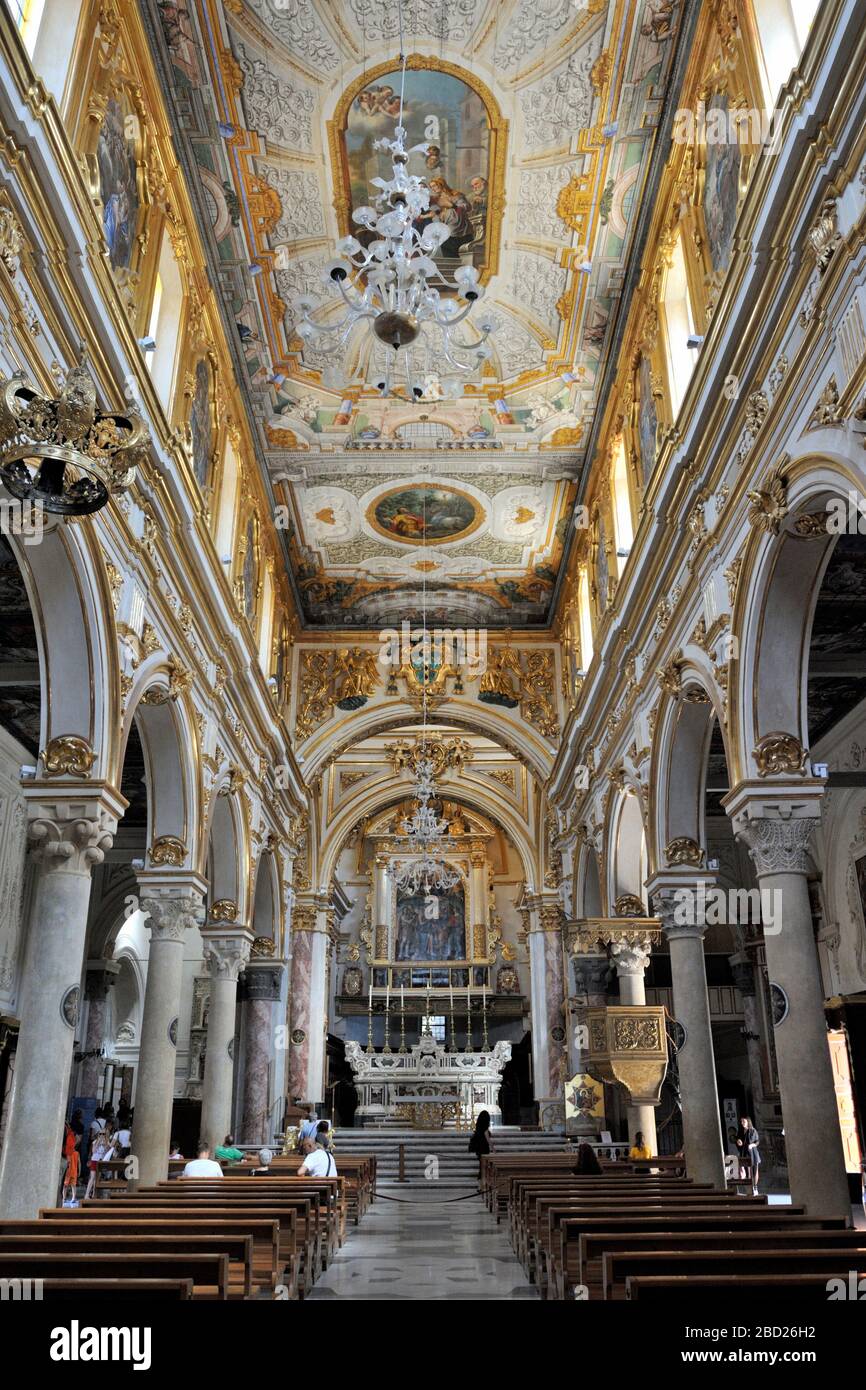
0, 0, 864, 1321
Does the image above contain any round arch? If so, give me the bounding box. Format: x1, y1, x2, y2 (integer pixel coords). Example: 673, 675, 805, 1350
606, 787, 648, 911
299, 699, 553, 784
203, 788, 248, 920
575, 837, 603, 918
250, 850, 280, 951
120, 657, 200, 866
731, 446, 866, 781
5, 518, 116, 778
317, 776, 539, 893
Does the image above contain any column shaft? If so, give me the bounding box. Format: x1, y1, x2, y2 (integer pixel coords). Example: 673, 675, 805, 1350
0, 814, 112, 1219
200, 929, 252, 1152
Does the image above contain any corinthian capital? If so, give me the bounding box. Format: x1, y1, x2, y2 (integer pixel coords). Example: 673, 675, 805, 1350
28, 814, 114, 874
734, 815, 818, 876
652, 887, 708, 943
201, 927, 253, 981
140, 890, 206, 943
609, 937, 651, 976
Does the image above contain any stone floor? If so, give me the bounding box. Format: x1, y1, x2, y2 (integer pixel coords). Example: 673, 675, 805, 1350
307, 1186, 539, 1301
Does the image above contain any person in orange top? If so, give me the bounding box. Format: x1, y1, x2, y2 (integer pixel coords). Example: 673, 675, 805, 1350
61, 1120, 80, 1205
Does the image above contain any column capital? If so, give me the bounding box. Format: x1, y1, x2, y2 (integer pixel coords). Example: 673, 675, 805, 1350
730, 809, 819, 877
201, 925, 254, 981
139, 888, 206, 943
571, 954, 610, 999
609, 938, 651, 976
240, 960, 284, 1002
84, 959, 121, 998
652, 886, 710, 943
25, 789, 123, 875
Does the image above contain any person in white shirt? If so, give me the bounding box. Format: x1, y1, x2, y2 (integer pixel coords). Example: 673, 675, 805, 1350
299, 1124, 337, 1178
182, 1144, 224, 1178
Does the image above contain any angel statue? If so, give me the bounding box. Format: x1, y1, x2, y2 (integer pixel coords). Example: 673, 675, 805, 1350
334, 649, 380, 710
477, 641, 521, 709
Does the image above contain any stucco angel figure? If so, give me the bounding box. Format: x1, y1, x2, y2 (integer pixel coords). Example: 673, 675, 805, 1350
334, 649, 380, 709
477, 643, 522, 707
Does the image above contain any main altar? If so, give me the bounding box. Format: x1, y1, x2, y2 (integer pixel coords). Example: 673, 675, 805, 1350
345, 1034, 512, 1128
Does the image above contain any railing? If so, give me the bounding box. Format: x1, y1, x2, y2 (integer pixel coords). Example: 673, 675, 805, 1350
646, 985, 743, 1020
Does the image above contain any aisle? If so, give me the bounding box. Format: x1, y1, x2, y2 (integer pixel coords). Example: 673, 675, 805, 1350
307, 1188, 540, 1300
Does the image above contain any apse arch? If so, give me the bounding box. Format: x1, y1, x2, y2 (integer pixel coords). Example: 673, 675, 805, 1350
317, 779, 538, 893
299, 700, 552, 784
731, 447, 866, 781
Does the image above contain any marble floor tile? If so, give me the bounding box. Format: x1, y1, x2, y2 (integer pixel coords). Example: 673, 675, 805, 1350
307, 1193, 540, 1301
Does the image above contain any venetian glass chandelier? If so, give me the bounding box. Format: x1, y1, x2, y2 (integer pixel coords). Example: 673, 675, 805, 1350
391, 488, 461, 895
292, 4, 495, 398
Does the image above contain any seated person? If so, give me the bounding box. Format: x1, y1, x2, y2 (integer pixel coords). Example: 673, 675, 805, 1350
182, 1144, 223, 1177
168, 1140, 183, 1159
298, 1123, 338, 1178
250, 1147, 274, 1175
214, 1132, 245, 1163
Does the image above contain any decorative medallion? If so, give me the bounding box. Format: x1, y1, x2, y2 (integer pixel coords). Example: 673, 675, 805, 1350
149, 835, 187, 868
343, 966, 363, 997
209, 899, 239, 923
551, 1025, 566, 1044
366, 483, 483, 546
291, 1028, 306, 1045
60, 985, 80, 1029
664, 836, 705, 867
41, 735, 96, 778
753, 731, 807, 777
770, 982, 789, 1026
251, 936, 276, 958
168, 1016, 178, 1047
613, 894, 646, 918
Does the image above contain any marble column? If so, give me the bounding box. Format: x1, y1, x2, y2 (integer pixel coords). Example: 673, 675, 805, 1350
528, 902, 567, 1130
469, 839, 489, 961
79, 960, 120, 1098
610, 937, 658, 1154
731, 805, 850, 1219
567, 953, 609, 1136
729, 952, 768, 1116
0, 804, 116, 1219
652, 884, 726, 1188
373, 855, 390, 961
239, 958, 284, 1145
132, 884, 205, 1187
200, 926, 253, 1151
287, 903, 329, 1104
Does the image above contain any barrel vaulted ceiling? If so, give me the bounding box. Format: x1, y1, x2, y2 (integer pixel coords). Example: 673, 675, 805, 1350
144, 0, 687, 627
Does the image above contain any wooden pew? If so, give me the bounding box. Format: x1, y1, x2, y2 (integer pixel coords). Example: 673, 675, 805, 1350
0, 1251, 229, 1299
627, 1271, 858, 1301
604, 1244, 866, 1299
0, 1231, 255, 1299
30, 1213, 283, 1296
557, 1210, 847, 1301
88, 1196, 316, 1295
149, 1178, 341, 1267
35, 1279, 194, 1301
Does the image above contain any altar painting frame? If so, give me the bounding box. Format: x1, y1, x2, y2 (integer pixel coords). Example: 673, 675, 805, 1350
390, 860, 470, 964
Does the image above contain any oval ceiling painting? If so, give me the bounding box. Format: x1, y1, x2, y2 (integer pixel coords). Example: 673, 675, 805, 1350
334, 59, 505, 283
367, 484, 482, 545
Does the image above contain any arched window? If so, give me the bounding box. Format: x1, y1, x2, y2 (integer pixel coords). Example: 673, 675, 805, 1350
578, 565, 594, 670
146, 232, 184, 412
611, 436, 634, 567
751, 0, 822, 105
661, 229, 700, 416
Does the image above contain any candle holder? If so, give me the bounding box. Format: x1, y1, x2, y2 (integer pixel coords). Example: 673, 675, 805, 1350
449, 1006, 457, 1052
464, 1002, 473, 1053
398, 997, 407, 1054
382, 1000, 392, 1054
365, 1002, 375, 1055
481, 994, 490, 1052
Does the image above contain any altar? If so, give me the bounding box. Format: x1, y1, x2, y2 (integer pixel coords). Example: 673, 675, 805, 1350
345, 1035, 511, 1128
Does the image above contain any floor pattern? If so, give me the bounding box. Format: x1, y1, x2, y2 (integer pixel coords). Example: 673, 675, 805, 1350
308, 1187, 539, 1301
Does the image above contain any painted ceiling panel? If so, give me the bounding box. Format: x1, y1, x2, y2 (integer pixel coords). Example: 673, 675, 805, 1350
145, 0, 686, 626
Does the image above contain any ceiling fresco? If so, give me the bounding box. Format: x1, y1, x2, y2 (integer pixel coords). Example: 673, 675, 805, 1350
144, 0, 687, 626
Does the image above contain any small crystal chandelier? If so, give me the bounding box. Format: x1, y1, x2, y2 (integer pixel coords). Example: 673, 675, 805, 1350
392, 757, 461, 895
293, 7, 495, 398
